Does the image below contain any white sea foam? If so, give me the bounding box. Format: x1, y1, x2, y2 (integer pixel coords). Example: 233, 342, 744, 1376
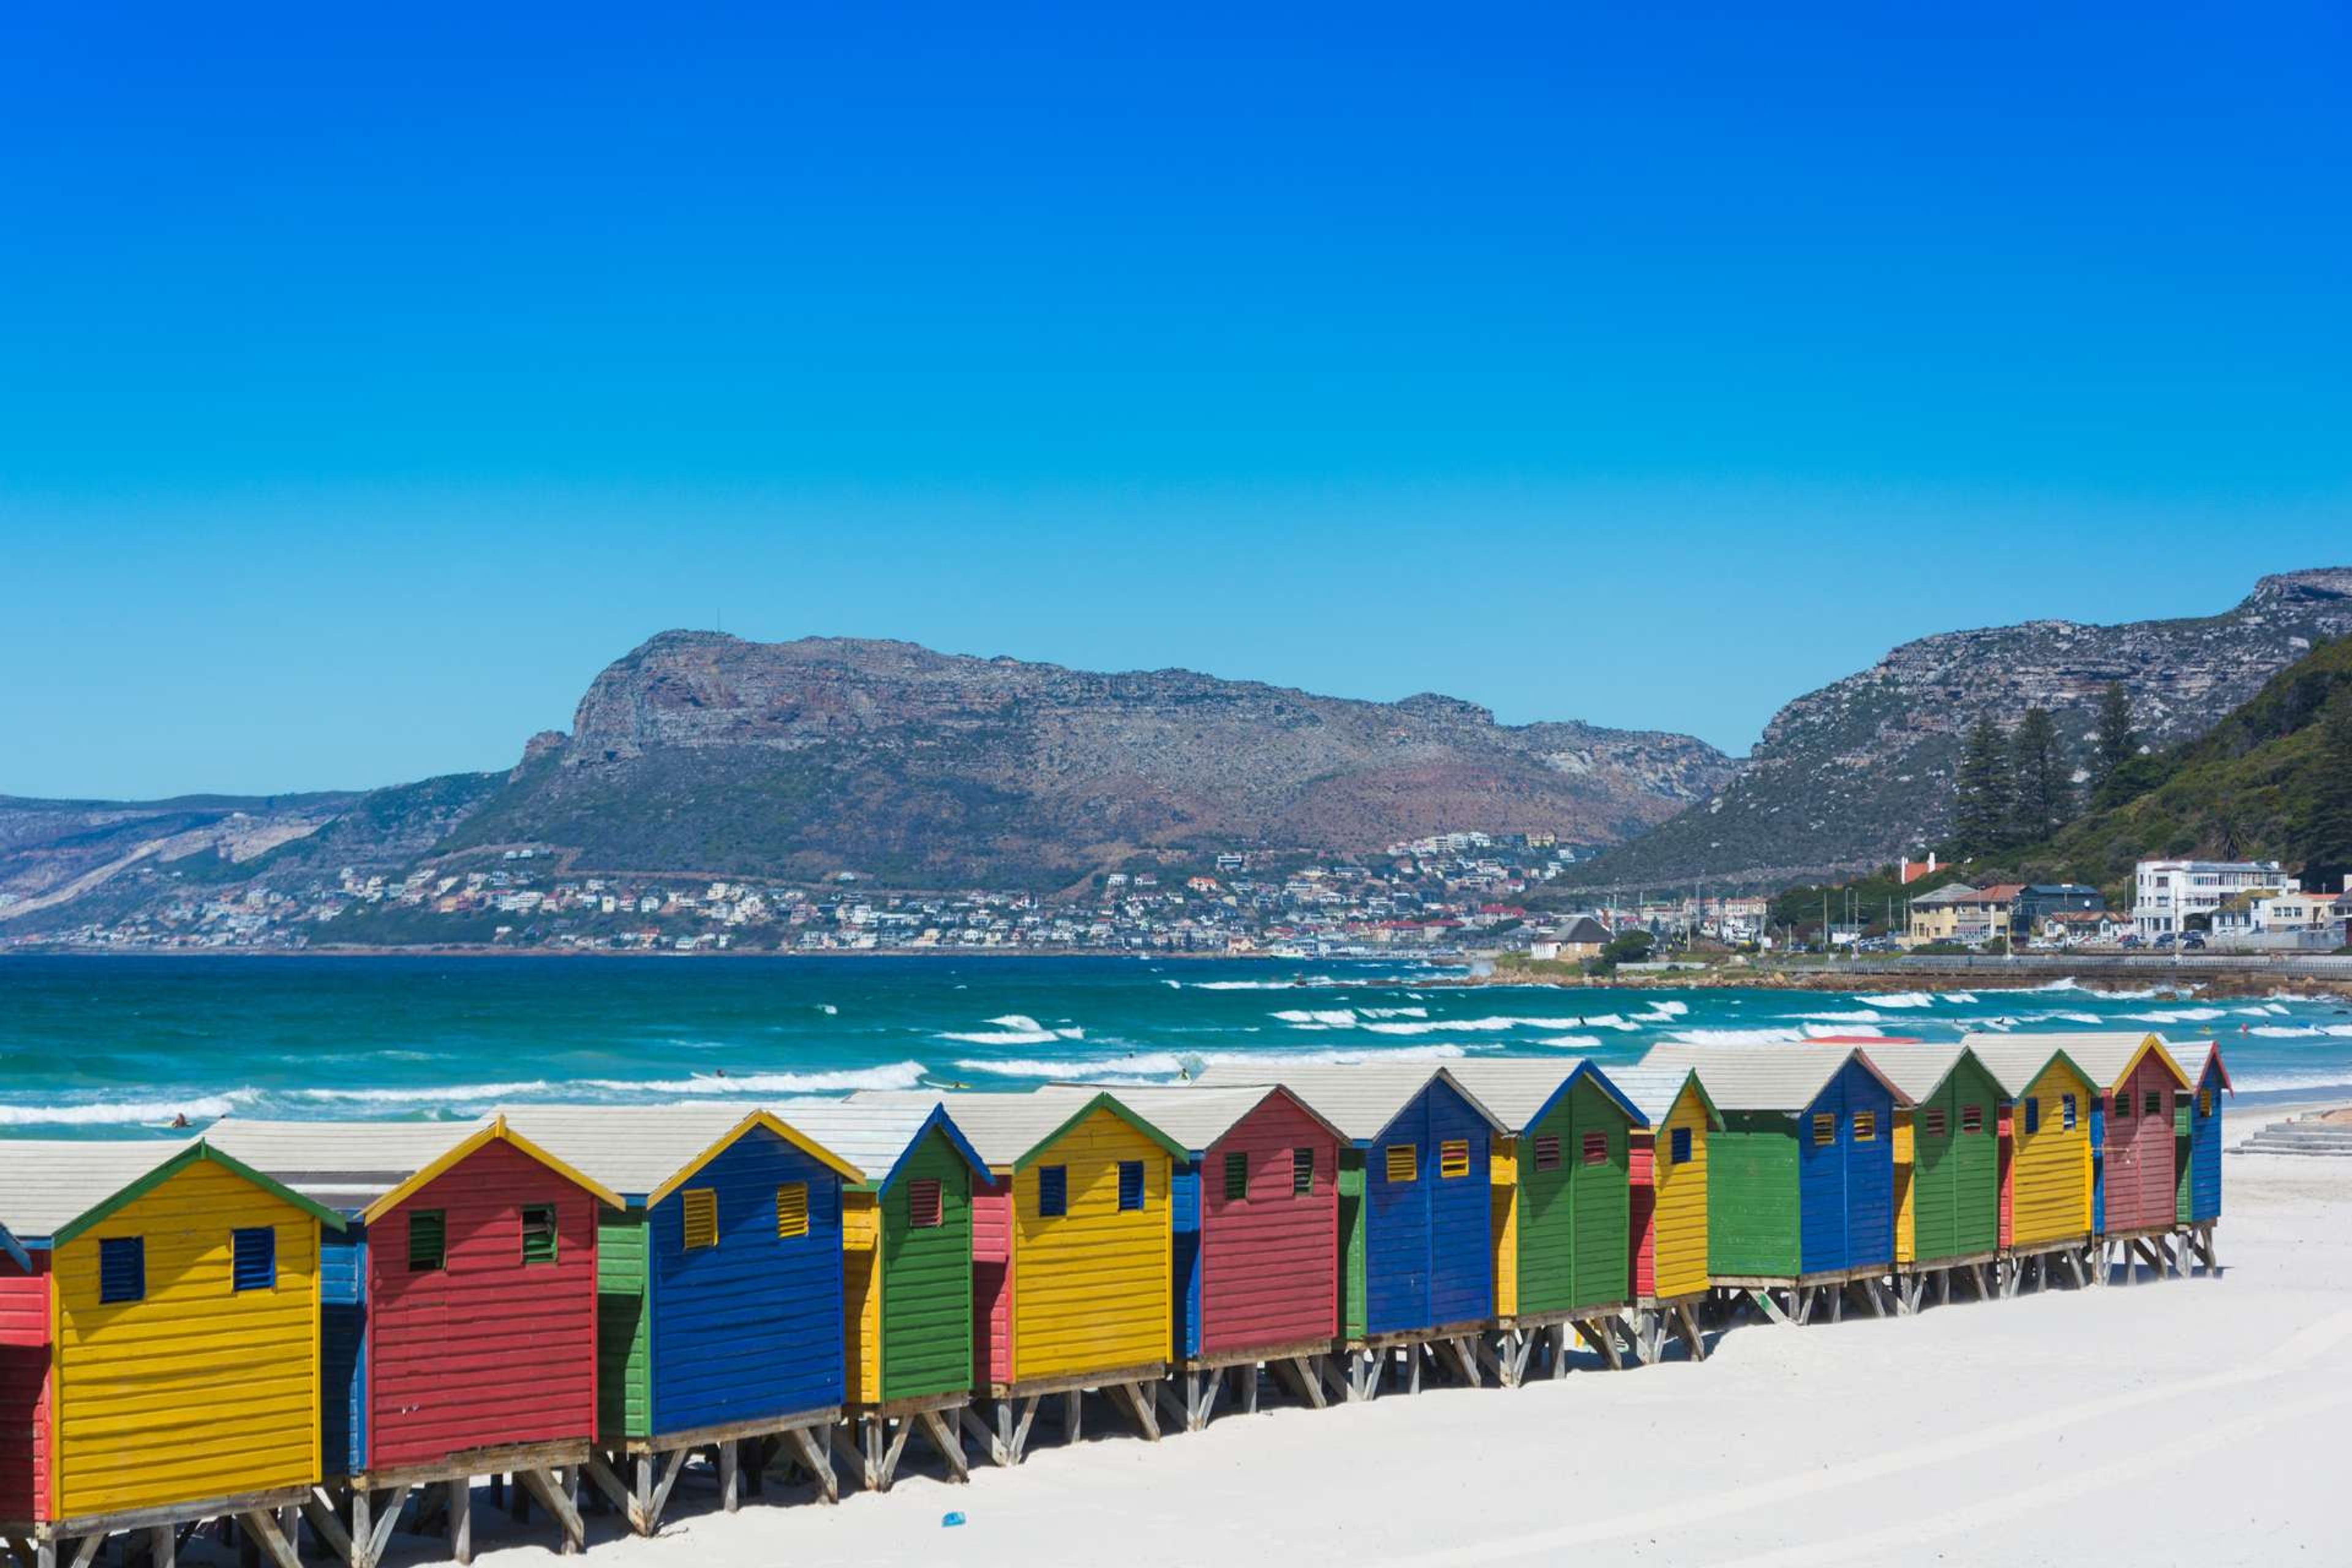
1185, 980, 1304, 990
2035, 1011, 2105, 1025
293, 1079, 555, 1103
1577, 1014, 1642, 1031
1536, 1035, 1605, 1049
1803, 1022, 1885, 1039
1358, 1006, 1429, 1020
952, 1042, 1472, 1079
940, 1028, 1059, 1046
1799, 1010, 1885, 1023
2130, 1008, 2226, 1023
816, 1003, 839, 1016
1273, 1009, 1361, 1027
0, 1091, 257, 1126
1856, 992, 1937, 1008
1637, 999, 1691, 1018
290, 1062, 935, 1102
1361, 1016, 1594, 1036
2249, 1025, 2326, 1039
1939, 992, 1979, 1004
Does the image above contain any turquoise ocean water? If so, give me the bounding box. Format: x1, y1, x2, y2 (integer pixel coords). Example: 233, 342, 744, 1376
4, 955, 2351, 1137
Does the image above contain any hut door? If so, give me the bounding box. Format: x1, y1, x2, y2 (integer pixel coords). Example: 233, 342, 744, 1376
1796, 1079, 1847, 1275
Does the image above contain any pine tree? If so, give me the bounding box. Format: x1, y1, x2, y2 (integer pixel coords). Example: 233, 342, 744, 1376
2094, 681, 2136, 781
1951, 716, 2015, 857
2294, 693, 2352, 894
2008, 707, 2072, 845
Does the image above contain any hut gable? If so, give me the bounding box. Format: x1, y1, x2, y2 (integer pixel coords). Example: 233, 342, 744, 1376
1008, 1106, 1171, 1383
1864, 1046, 2002, 1265
1446, 1062, 1642, 1318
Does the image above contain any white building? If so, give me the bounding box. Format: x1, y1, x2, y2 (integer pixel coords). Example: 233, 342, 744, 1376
2131, 859, 2298, 939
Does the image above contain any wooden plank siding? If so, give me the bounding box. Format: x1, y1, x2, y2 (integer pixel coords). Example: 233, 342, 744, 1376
1197, 1096, 1339, 1359
1630, 1082, 1710, 1300
1902, 1055, 2000, 1265
594, 1210, 650, 1442
0, 1262, 48, 1525
1511, 1077, 1631, 1314
1337, 1152, 1366, 1340
1796, 1059, 1895, 1275
2176, 1060, 2225, 1224
2009, 1060, 2094, 1248
51, 1159, 322, 1517
876, 1130, 973, 1403
841, 1194, 883, 1405
363, 1139, 601, 1471
1009, 1109, 1170, 1384
647, 1127, 846, 1433
2100, 1054, 2180, 1234
1708, 1112, 1800, 1278
319, 1229, 368, 1477
971, 1175, 1014, 1389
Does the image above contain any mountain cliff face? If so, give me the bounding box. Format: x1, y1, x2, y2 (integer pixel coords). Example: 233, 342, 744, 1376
439, 634, 1735, 887
1575, 568, 2352, 888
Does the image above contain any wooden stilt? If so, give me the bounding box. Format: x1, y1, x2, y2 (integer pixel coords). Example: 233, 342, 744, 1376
443, 1479, 471, 1567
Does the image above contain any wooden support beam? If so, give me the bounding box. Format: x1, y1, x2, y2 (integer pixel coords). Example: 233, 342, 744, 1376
1010, 1396, 1041, 1465
917, 1409, 971, 1483
1751, 1288, 1792, 1327
444, 1480, 472, 1567
1676, 1303, 1708, 1363
783, 1425, 839, 1503
238, 1510, 302, 1568
877, 1420, 913, 1490
67, 1535, 102, 1568
300, 1491, 353, 1567
511, 1468, 584, 1558
146, 1528, 175, 1568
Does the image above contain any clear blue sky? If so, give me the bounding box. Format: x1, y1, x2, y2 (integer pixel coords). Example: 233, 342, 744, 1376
6, 4, 2347, 799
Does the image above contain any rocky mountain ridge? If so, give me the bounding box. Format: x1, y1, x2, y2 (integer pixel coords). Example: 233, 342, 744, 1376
1572, 567, 2352, 888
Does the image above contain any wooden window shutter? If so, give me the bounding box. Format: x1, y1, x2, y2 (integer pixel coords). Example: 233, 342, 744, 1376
1223, 1152, 1249, 1202
231, 1226, 277, 1292
908, 1178, 943, 1229
1580, 1131, 1607, 1165
1923, 1107, 1947, 1139
1439, 1139, 1471, 1178
775, 1183, 809, 1240
99, 1237, 145, 1303
1292, 1147, 1314, 1196
1852, 1111, 1877, 1143
1532, 1134, 1561, 1172
2143, 1090, 2162, 1117
2062, 1094, 2078, 1131
1385, 1144, 1417, 1184
521, 1204, 559, 1264
1811, 1113, 1835, 1147
2023, 1098, 2040, 1135
2198, 1088, 2212, 1117
1961, 1105, 1984, 1135
1118, 1160, 1145, 1212
1037, 1165, 1067, 1218
1670, 1126, 1693, 1165
409, 1211, 447, 1272
682, 1188, 719, 1250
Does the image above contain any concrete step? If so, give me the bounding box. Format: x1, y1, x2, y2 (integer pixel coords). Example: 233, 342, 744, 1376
2231, 1116, 2352, 1156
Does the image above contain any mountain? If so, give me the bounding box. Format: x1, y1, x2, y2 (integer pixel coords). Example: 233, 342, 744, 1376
0, 636, 1733, 921
2009, 632, 2352, 897
1570, 567, 2352, 889
432, 633, 1734, 889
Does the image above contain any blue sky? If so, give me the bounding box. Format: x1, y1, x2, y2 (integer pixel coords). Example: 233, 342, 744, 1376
6, 3, 2348, 799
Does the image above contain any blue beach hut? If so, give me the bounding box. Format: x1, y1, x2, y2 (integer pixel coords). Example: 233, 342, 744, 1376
2168, 1039, 2229, 1273
499, 1103, 862, 1533
1191, 1063, 1506, 1398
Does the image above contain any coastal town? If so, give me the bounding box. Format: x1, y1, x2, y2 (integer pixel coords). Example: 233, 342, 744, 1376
12, 827, 2343, 960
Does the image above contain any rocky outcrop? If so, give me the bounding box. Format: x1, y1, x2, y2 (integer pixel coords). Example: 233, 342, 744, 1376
1576, 568, 2352, 887
440, 634, 1735, 886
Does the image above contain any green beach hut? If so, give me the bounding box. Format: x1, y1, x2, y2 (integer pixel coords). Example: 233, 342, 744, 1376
1866, 1043, 2003, 1308
771, 1097, 992, 1490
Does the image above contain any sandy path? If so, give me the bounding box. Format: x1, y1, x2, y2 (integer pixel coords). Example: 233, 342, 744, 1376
417, 1099, 2352, 1568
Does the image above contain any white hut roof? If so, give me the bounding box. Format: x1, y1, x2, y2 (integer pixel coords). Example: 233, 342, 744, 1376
766, 1098, 989, 1188
1184, 1063, 1506, 1143
1851, 1043, 1977, 1103
496, 1102, 862, 1200
1604, 1064, 1724, 1129
1954, 1032, 2188, 1094
1636, 1044, 1912, 1114
845, 1089, 1183, 1169
1029, 1084, 1341, 1156
203, 1117, 493, 1210
0, 1139, 195, 1240
1438, 1060, 1648, 1131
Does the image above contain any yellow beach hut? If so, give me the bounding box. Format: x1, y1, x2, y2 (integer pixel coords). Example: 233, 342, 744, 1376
0, 1138, 344, 1567
848, 1088, 1182, 1467
1607, 1063, 1723, 1360
1956, 1034, 2099, 1292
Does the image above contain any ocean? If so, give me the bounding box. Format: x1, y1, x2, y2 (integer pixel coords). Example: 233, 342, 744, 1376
5, 954, 2351, 1137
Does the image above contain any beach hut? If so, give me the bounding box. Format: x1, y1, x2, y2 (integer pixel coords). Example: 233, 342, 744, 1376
846, 1088, 1183, 1466
1954, 1035, 2099, 1294
764, 1098, 992, 1490
1638, 1044, 1910, 1324
0, 1139, 344, 1568
495, 1104, 862, 1534
1031, 1082, 1344, 1430
1990, 1032, 2191, 1281
2168, 1039, 2230, 1273
1440, 1060, 1644, 1385
1607, 1063, 1724, 1361
1860, 1044, 2003, 1311
1190, 1063, 1506, 1401
204, 1116, 624, 1566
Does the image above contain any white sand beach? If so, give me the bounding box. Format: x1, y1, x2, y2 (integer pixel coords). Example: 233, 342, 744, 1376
423, 1098, 2352, 1568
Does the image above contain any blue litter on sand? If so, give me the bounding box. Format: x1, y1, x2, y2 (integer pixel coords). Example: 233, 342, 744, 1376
942, 1512, 967, 1528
